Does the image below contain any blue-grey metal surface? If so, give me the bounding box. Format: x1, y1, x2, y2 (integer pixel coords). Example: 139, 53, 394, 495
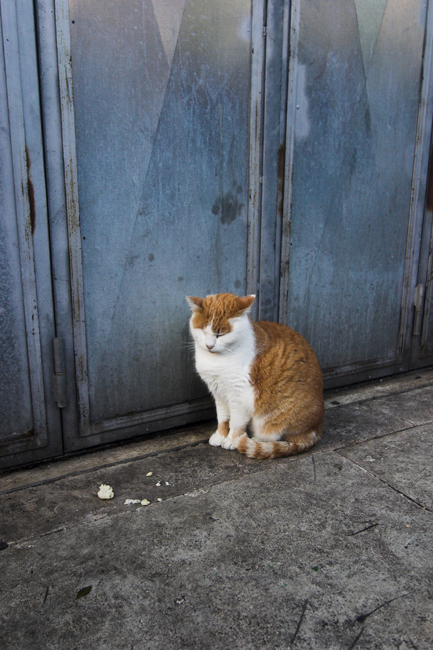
404, 0, 433, 369
2, 0, 433, 468
35, 0, 80, 446
257, 0, 290, 322
0, 0, 62, 468
422, 228, 433, 354
0, 14, 33, 442
58, 0, 259, 436
418, 166, 433, 359
282, 0, 429, 380
246, 0, 266, 317
410, 1, 433, 366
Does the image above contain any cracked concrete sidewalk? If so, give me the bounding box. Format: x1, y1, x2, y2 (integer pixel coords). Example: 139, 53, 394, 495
0, 370, 432, 649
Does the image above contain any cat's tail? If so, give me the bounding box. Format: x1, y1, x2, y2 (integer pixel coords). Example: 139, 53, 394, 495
236, 429, 321, 460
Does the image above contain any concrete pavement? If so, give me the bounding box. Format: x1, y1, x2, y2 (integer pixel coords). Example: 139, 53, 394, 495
1, 370, 432, 649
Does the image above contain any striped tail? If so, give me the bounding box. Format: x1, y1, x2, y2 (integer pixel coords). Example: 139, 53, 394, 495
237, 429, 320, 460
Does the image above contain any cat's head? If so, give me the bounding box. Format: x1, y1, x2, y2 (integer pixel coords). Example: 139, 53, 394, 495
186, 293, 255, 353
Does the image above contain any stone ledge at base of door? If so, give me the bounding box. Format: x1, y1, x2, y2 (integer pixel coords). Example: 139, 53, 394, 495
324, 368, 433, 410
0, 422, 215, 494
1, 368, 432, 495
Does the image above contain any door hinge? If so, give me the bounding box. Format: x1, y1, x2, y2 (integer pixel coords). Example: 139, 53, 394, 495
413, 283, 425, 336
263, 26, 267, 38
53, 337, 67, 408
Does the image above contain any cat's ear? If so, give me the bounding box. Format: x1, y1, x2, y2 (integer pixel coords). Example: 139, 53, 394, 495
235, 294, 256, 315
186, 296, 204, 312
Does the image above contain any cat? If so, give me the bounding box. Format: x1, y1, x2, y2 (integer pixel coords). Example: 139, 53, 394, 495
186, 292, 324, 459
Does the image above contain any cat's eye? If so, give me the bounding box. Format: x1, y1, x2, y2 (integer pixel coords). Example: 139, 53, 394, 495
215, 332, 225, 337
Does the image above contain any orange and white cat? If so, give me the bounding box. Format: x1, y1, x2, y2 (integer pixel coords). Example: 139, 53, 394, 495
187, 292, 324, 459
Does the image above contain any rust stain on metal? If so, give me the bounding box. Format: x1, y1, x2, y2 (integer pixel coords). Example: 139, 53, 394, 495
27, 179, 36, 236
25, 145, 36, 235
277, 143, 285, 218
76, 352, 88, 386
0, 428, 35, 451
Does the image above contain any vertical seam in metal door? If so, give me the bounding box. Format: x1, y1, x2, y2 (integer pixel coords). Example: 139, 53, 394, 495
54, 0, 90, 434
247, 0, 267, 314
278, 0, 300, 323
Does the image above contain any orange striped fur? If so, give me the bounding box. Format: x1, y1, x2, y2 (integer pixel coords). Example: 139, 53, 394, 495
187, 293, 324, 460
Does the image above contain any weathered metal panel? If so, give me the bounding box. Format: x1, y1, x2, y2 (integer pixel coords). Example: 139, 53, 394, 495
0, 0, 62, 468
35, 0, 81, 444
257, 0, 290, 322
56, 0, 260, 443
16, 0, 63, 447
247, 0, 266, 315
404, 0, 433, 368
279, 0, 301, 324
0, 13, 33, 444
54, 0, 90, 437
421, 220, 433, 355
418, 152, 433, 359
1, 0, 47, 447
409, 0, 433, 365
281, 0, 428, 383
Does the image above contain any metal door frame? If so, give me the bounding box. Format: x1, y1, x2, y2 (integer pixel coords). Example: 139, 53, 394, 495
0, 0, 62, 469
255, 0, 291, 322
403, 0, 433, 372
411, 112, 433, 367
419, 218, 433, 361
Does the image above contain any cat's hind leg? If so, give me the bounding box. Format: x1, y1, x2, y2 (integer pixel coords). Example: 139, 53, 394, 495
238, 415, 322, 459
250, 414, 282, 442
209, 398, 230, 447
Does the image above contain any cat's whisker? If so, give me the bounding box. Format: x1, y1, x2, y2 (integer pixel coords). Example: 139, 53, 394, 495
220, 346, 235, 356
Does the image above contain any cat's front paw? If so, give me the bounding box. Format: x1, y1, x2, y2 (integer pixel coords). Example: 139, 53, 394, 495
209, 431, 224, 447
221, 435, 237, 450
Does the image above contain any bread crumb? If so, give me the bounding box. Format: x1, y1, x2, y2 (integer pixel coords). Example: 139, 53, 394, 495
146, 472, 153, 477
98, 484, 114, 500
124, 499, 141, 505
141, 499, 150, 506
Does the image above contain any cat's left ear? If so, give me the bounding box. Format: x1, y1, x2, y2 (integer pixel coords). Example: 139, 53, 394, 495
235, 294, 256, 315
186, 296, 204, 312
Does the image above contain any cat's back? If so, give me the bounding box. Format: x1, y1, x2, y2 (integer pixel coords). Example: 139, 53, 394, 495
253, 320, 318, 358
251, 320, 323, 397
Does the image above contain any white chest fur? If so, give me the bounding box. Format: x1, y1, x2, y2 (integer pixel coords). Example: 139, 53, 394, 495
192, 315, 257, 417
196, 346, 254, 404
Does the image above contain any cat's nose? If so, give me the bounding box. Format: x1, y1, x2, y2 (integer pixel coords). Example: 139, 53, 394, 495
205, 336, 216, 350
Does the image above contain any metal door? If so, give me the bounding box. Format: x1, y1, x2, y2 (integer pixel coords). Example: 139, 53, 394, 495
50, 0, 273, 451
3, 0, 433, 469
0, 0, 62, 469
279, 0, 433, 388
